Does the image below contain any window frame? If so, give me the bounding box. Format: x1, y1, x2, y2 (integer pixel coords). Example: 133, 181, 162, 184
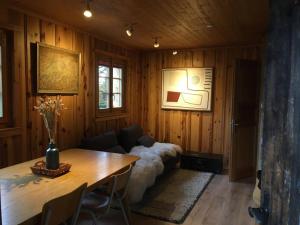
0, 29, 10, 128
95, 52, 127, 118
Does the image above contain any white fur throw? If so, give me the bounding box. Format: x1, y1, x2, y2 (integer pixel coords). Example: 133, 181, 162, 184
127, 142, 182, 203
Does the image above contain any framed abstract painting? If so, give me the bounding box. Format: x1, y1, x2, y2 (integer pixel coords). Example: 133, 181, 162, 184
161, 68, 213, 111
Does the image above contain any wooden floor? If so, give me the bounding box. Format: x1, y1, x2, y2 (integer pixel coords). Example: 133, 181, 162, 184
78, 175, 257, 225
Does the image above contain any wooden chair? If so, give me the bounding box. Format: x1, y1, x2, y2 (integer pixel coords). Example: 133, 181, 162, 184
41, 183, 87, 225
81, 164, 133, 225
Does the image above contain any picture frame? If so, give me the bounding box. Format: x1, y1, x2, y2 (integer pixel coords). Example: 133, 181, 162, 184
161, 68, 213, 111
36, 43, 80, 94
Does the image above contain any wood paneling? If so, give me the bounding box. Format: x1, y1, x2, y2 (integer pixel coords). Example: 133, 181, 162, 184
27, 16, 142, 157
0, 9, 27, 168
92, 40, 143, 134
9, 0, 269, 49
141, 47, 262, 168
0, 9, 142, 168
0, 8, 262, 171
0, 128, 23, 168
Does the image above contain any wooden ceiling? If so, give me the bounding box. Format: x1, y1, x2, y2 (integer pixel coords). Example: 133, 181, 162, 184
9, 0, 269, 49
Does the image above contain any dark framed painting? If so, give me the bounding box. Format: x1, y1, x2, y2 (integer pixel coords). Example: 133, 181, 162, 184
161, 68, 213, 111
37, 43, 80, 94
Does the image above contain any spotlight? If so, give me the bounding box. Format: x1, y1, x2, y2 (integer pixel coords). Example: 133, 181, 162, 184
83, 0, 92, 18
172, 50, 178, 55
153, 38, 160, 48
84, 10, 92, 18
126, 26, 133, 37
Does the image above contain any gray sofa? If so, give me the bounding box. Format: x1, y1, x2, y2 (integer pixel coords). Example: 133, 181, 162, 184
79, 124, 180, 173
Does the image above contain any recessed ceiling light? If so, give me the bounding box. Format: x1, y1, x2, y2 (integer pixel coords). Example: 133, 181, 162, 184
172, 50, 178, 55
83, 0, 92, 18
153, 37, 160, 48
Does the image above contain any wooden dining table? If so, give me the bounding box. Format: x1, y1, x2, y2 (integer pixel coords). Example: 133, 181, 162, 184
0, 149, 139, 225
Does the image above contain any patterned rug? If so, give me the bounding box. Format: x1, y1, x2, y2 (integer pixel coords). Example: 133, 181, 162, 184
131, 169, 214, 224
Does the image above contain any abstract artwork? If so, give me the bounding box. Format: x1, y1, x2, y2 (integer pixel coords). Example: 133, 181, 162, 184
37, 43, 80, 94
162, 68, 213, 111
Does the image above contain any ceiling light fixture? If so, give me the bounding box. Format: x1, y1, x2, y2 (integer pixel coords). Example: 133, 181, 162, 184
172, 50, 178, 55
126, 25, 134, 37
153, 37, 160, 48
83, 0, 92, 18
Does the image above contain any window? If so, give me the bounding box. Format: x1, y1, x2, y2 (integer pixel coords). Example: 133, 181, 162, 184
0, 29, 12, 127
0, 34, 4, 119
96, 54, 126, 116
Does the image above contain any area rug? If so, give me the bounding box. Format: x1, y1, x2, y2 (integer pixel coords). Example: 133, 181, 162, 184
131, 169, 214, 224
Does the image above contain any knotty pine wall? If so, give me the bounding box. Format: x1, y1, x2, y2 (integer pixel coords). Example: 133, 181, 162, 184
0, 8, 262, 169
0, 9, 142, 168
141, 47, 262, 168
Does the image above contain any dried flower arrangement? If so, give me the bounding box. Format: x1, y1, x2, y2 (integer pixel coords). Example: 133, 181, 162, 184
34, 96, 65, 144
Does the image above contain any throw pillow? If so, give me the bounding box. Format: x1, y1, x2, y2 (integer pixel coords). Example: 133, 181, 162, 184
137, 135, 156, 147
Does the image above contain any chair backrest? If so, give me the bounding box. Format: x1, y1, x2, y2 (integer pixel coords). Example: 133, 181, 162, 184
41, 183, 87, 225
106, 164, 133, 208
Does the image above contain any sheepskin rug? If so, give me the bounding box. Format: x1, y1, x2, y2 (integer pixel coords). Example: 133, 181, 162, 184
127, 142, 182, 203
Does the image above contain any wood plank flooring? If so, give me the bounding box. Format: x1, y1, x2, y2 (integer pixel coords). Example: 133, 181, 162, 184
78, 175, 257, 225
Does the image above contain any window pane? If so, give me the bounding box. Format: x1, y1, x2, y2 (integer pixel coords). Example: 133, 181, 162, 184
99, 65, 109, 78
113, 67, 123, 108
99, 77, 109, 93
0, 45, 3, 118
99, 93, 109, 109
113, 93, 122, 108
113, 67, 122, 79
113, 78, 122, 93
98, 65, 110, 109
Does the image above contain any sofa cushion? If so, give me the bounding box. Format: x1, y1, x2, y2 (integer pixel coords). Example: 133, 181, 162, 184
80, 131, 119, 150
105, 145, 126, 154
119, 124, 143, 152
137, 135, 156, 147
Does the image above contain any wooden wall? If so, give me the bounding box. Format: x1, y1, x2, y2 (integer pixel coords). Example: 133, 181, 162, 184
0, 9, 27, 168
0, 9, 142, 168
0, 8, 262, 170
141, 47, 262, 168
93, 41, 142, 134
